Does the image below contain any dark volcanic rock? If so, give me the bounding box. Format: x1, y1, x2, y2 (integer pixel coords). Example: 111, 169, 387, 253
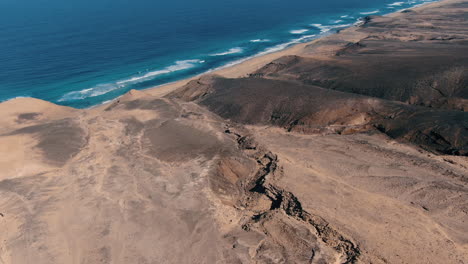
171, 76, 468, 156
254, 1, 468, 111
254, 45, 468, 111
167, 1, 468, 156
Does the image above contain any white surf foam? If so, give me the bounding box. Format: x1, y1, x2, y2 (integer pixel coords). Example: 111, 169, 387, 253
400, 0, 437, 10
250, 39, 271, 43
53, 0, 439, 106
59, 59, 205, 102
117, 59, 204, 85
256, 34, 317, 57
360, 10, 379, 15
388, 1, 405, 6
210, 34, 317, 72
310, 24, 335, 33
58, 83, 123, 102
335, 23, 353, 28
210, 47, 244, 56
290, 29, 309, 34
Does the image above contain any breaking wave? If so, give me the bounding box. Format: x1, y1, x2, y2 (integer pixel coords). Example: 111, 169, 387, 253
360, 10, 380, 15
388, 1, 405, 6
210, 47, 244, 56
250, 39, 271, 43
310, 24, 335, 33
53, 0, 439, 106
290, 29, 309, 34
58, 59, 204, 102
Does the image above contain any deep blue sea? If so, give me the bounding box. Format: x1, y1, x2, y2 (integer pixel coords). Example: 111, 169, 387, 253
0, 0, 435, 108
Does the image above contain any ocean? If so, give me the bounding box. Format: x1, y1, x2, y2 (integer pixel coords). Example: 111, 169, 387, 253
0, 0, 435, 108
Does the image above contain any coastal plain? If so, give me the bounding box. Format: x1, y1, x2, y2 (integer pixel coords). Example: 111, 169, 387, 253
0, 0, 467, 263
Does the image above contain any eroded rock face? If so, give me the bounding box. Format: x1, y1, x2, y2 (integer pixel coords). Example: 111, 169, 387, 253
249, 127, 468, 264
209, 126, 360, 263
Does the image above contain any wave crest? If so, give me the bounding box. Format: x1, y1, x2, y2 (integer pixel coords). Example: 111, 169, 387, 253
210, 47, 244, 56
360, 10, 379, 15
290, 29, 309, 34
58, 59, 204, 102
117, 59, 204, 85
310, 24, 335, 33
388, 2, 405, 6
250, 39, 270, 43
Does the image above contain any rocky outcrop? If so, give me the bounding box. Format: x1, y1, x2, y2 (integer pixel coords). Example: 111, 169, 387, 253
170, 76, 468, 156
217, 126, 360, 263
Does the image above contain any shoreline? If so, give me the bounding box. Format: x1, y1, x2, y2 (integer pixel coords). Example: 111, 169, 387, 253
1, 0, 467, 262
139, 0, 442, 100
2, 0, 442, 109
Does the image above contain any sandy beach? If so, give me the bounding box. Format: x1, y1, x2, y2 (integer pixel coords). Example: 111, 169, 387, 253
141, 0, 444, 99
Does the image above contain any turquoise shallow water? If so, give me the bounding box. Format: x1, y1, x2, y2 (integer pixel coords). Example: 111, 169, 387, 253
0, 0, 435, 108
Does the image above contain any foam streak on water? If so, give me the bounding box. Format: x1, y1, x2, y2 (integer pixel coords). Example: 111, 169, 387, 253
360, 10, 380, 15
59, 59, 204, 102
209, 47, 244, 56
290, 29, 309, 34
0, 0, 440, 107
250, 39, 271, 43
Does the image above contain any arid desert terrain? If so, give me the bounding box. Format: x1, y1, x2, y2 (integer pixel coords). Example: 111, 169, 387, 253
0, 0, 467, 263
